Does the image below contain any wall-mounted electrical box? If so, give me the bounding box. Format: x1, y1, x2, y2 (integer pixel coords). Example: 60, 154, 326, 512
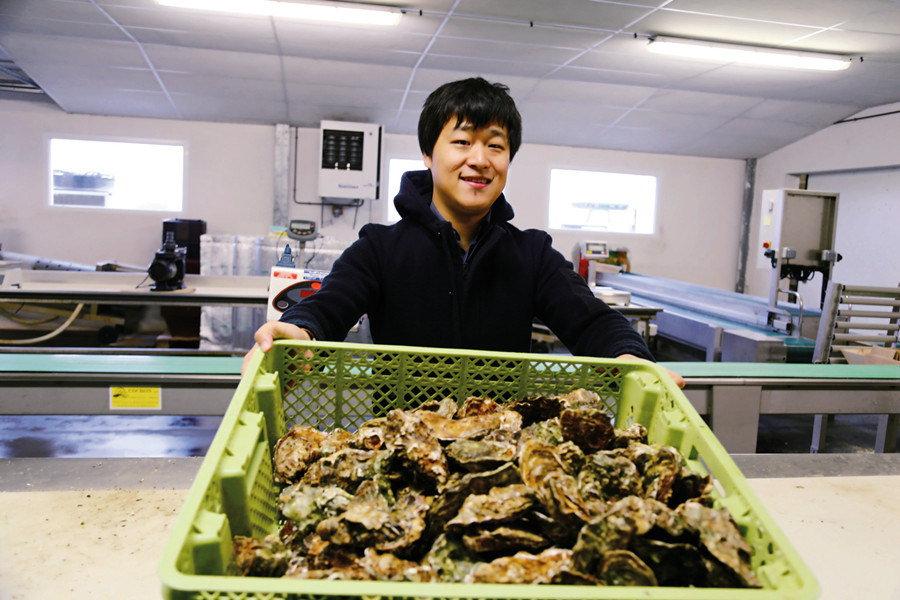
318, 120, 382, 203
756, 189, 840, 270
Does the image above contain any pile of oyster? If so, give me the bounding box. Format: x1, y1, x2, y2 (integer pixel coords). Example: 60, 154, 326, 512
233, 389, 761, 588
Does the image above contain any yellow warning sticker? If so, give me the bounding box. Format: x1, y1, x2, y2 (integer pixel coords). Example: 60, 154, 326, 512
110, 387, 161, 410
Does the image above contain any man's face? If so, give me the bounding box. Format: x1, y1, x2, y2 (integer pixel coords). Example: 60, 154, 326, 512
424, 117, 510, 223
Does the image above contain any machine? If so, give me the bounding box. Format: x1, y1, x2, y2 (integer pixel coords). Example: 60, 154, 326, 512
590, 189, 842, 362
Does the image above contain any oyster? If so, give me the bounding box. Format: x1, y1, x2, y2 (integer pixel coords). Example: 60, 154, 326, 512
629, 444, 682, 503
243, 388, 763, 589
278, 483, 353, 536
677, 501, 762, 588
536, 470, 591, 532
358, 547, 437, 582
412, 396, 458, 418
611, 422, 648, 448
578, 452, 642, 505
422, 533, 479, 582
462, 526, 550, 555
504, 394, 565, 426
559, 388, 604, 409
571, 496, 680, 574
456, 396, 502, 418
424, 462, 522, 541
519, 438, 566, 489
556, 440, 586, 475
560, 407, 615, 452
444, 439, 517, 472
300, 447, 394, 493
415, 409, 523, 442
445, 484, 536, 533
598, 549, 657, 586
630, 537, 706, 586
314, 480, 432, 554
273, 425, 327, 484
470, 548, 573, 584
233, 534, 291, 577
383, 409, 448, 487
520, 417, 564, 446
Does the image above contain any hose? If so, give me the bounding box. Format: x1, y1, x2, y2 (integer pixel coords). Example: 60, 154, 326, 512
0, 303, 85, 345
0, 304, 60, 325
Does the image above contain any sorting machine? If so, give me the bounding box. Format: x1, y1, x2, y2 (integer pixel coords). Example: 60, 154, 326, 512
590, 189, 843, 363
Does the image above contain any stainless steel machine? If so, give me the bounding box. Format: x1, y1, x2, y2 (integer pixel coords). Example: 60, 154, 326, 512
591, 189, 841, 362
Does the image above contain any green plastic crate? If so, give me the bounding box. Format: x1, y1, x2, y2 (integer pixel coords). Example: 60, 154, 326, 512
159, 341, 819, 600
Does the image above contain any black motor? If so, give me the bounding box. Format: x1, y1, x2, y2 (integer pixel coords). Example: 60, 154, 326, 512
148, 232, 186, 291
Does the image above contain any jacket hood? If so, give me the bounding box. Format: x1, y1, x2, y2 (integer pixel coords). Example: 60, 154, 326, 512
393, 169, 515, 225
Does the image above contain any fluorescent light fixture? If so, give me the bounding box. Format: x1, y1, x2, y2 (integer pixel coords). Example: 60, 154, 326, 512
157, 0, 402, 26
647, 36, 851, 71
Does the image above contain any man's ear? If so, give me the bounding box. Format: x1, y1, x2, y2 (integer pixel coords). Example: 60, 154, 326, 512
423, 152, 432, 169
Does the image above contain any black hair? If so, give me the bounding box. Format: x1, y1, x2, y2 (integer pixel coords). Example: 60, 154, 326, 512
418, 77, 522, 160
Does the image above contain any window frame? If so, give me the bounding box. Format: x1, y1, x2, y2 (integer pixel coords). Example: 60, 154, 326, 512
47, 135, 187, 214
547, 167, 658, 236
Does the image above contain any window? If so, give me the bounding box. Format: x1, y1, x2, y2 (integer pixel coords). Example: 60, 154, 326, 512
386, 158, 426, 222
548, 169, 656, 234
50, 138, 184, 211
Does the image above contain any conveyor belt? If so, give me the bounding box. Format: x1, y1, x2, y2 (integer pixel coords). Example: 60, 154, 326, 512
597, 271, 821, 362
1, 353, 898, 454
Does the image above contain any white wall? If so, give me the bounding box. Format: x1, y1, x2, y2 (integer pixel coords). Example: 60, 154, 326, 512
366, 132, 746, 289
2, 97, 746, 290
0, 98, 275, 268
749, 101, 900, 299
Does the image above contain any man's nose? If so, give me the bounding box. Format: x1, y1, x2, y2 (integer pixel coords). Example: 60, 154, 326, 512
467, 143, 489, 167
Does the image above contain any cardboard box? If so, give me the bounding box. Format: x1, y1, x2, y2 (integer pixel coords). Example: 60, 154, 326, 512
841, 346, 900, 365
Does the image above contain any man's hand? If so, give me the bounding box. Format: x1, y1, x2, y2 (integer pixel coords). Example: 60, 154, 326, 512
241, 321, 314, 375
616, 353, 685, 389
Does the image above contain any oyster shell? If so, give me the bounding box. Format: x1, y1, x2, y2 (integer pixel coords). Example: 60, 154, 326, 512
416, 409, 523, 442
503, 394, 565, 426
425, 462, 523, 541
278, 483, 353, 536
677, 501, 762, 588
578, 452, 642, 505
250, 389, 763, 588
456, 396, 502, 418
383, 409, 448, 487
462, 526, 550, 555
444, 439, 517, 472
519, 438, 566, 489
598, 549, 658, 586
273, 425, 327, 484
470, 548, 573, 584
300, 447, 394, 493
233, 534, 291, 577
412, 396, 458, 418
560, 407, 615, 452
445, 484, 536, 533
422, 533, 479, 582
358, 547, 437, 582
629, 444, 682, 503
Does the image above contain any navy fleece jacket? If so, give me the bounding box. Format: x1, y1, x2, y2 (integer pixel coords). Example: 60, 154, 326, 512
279, 170, 654, 360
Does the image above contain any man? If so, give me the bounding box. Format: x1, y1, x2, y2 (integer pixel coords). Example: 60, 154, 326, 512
245, 77, 683, 387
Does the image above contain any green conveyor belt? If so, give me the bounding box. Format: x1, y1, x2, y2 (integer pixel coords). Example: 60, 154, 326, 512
0, 353, 243, 374
664, 361, 900, 379
1, 353, 897, 380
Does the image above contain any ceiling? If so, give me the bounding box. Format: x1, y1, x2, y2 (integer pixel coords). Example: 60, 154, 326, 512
2, 0, 900, 160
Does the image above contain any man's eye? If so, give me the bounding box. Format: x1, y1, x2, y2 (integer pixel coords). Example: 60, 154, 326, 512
452, 139, 470, 146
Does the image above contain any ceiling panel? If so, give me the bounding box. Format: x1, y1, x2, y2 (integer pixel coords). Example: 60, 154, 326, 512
661, 0, 894, 29
1, 0, 898, 159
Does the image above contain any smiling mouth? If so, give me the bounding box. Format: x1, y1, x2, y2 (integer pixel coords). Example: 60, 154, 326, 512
461, 176, 491, 184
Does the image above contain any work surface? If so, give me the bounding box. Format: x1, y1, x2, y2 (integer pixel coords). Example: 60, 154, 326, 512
1, 456, 899, 600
